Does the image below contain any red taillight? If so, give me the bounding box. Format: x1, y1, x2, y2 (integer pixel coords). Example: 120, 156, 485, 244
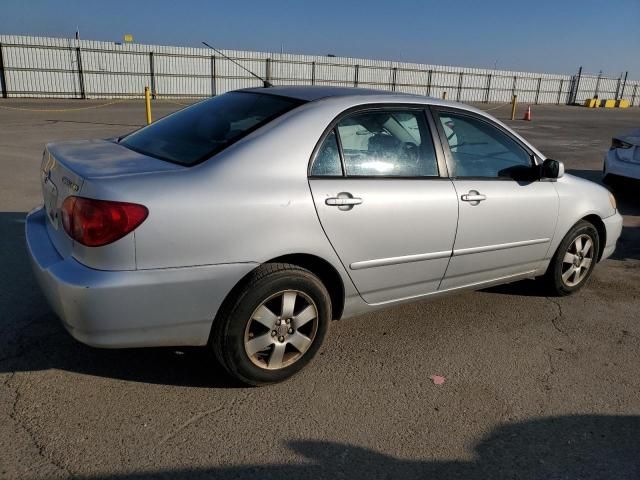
61, 196, 148, 247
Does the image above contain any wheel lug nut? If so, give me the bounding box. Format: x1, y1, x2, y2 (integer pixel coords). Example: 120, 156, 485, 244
278, 336, 285, 343
286, 319, 291, 324
276, 319, 281, 326
288, 328, 294, 334
271, 330, 277, 337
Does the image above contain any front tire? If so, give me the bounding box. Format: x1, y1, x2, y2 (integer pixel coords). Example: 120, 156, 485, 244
543, 220, 599, 296
211, 263, 331, 386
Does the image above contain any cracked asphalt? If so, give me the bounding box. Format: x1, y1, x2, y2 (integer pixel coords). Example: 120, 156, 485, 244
1, 100, 639, 479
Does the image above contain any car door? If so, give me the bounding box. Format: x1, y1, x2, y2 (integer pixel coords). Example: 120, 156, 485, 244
308, 106, 458, 304
432, 107, 559, 290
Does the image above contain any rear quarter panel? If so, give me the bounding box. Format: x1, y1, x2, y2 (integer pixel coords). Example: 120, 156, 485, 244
90, 100, 368, 309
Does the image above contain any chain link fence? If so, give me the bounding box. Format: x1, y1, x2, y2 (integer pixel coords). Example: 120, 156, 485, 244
0, 35, 638, 106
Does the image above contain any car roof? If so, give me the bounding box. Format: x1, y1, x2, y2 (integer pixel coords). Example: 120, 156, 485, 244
239, 85, 482, 112
240, 85, 420, 102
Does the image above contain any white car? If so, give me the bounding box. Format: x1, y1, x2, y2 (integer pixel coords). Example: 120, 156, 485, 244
603, 129, 640, 183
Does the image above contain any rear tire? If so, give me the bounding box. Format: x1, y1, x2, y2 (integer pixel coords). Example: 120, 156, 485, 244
542, 220, 599, 296
211, 263, 331, 386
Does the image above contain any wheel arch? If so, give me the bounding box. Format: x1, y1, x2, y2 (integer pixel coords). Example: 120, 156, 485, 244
265, 253, 345, 321
212, 253, 346, 335
581, 214, 607, 261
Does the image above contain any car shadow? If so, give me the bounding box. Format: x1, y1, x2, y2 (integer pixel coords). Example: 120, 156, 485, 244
482, 278, 548, 297
75, 414, 639, 479
0, 211, 242, 389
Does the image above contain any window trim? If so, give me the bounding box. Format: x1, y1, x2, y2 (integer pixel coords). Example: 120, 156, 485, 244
309, 128, 344, 177
308, 103, 449, 179
430, 106, 537, 181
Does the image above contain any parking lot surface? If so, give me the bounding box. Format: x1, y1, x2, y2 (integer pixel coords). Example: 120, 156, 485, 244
1, 99, 639, 479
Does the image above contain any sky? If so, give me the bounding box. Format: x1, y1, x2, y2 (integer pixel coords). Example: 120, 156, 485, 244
1, 0, 638, 78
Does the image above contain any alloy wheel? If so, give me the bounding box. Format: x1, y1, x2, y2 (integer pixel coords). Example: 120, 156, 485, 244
561, 234, 594, 287
243, 290, 318, 370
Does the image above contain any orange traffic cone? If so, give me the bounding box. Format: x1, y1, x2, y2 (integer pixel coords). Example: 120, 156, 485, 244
523, 105, 532, 121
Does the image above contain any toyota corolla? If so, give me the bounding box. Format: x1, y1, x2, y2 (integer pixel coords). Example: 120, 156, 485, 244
26, 86, 622, 385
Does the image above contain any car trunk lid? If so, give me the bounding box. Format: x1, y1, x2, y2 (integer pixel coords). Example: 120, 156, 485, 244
41, 139, 184, 259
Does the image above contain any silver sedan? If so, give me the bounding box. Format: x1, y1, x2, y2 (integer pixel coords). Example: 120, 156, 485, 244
26, 86, 623, 385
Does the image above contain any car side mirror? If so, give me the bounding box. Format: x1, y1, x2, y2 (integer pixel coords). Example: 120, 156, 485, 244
540, 158, 564, 179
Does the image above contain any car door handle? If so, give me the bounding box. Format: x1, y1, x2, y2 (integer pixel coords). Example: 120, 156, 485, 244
325, 193, 362, 211
325, 197, 363, 206
461, 191, 486, 204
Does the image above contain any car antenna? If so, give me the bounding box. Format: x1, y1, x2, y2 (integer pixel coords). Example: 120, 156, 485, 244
202, 41, 272, 88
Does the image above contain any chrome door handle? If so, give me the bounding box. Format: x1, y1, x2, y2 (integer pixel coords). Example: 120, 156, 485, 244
461, 190, 486, 205
461, 194, 486, 202
325, 197, 363, 206
325, 193, 362, 211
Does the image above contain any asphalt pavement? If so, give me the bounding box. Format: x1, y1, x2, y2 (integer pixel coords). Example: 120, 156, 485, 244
1, 98, 639, 479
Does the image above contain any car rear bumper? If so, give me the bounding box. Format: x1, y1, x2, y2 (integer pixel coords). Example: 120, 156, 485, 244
604, 151, 640, 181
601, 211, 623, 261
26, 207, 257, 348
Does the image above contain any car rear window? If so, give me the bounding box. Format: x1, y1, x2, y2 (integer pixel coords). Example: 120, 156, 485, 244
120, 91, 303, 166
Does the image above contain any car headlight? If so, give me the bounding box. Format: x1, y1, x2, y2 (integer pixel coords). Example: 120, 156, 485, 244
609, 192, 617, 211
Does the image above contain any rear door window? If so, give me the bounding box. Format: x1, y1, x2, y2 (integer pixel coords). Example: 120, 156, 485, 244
335, 110, 438, 177
121, 92, 303, 166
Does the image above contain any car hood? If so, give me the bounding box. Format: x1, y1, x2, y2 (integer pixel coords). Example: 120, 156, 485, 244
46, 139, 184, 179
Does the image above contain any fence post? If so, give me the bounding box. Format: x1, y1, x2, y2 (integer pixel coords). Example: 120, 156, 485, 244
149, 52, 156, 99
614, 76, 622, 100
265, 58, 271, 85
426, 69, 432, 96
211, 55, 217, 96
456, 72, 463, 101
0, 43, 7, 98
594, 71, 602, 98
535, 77, 542, 104
75, 46, 86, 99
311, 61, 316, 85
390, 67, 397, 91
571, 66, 582, 104
354, 64, 359, 88
511, 75, 517, 98
557, 79, 563, 105
485, 73, 492, 103
619, 71, 628, 101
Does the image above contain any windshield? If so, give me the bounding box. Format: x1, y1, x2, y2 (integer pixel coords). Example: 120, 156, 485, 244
120, 91, 303, 166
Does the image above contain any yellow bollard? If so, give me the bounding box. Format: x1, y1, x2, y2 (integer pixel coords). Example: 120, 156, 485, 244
144, 86, 152, 125
510, 94, 517, 120
442, 91, 447, 100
